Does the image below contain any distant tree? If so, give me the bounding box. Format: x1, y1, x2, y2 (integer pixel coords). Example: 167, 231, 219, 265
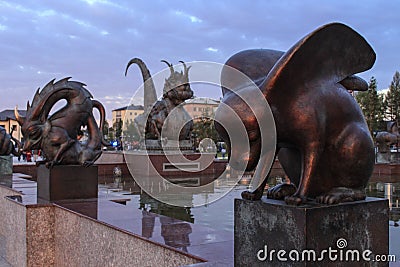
107, 126, 114, 141
355, 76, 385, 135
192, 111, 220, 148
113, 120, 123, 139
384, 71, 400, 124
123, 119, 140, 142
102, 120, 110, 140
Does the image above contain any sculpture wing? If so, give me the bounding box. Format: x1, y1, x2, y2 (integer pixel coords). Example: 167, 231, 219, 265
260, 22, 376, 95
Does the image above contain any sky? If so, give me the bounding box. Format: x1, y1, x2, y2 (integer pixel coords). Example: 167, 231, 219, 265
0, 0, 399, 120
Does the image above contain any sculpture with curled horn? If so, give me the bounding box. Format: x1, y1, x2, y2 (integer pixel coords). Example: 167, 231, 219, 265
0, 126, 21, 156
15, 78, 108, 167
125, 58, 193, 143
215, 23, 376, 205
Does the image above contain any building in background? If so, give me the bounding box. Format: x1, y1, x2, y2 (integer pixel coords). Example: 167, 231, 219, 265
112, 105, 144, 129
0, 109, 26, 141
111, 97, 220, 129
183, 97, 220, 120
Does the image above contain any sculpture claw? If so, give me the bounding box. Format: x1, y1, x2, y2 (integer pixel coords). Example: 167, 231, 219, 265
46, 161, 55, 169
82, 161, 93, 167
241, 190, 263, 201
316, 187, 366, 205
284, 195, 306, 206
267, 183, 297, 200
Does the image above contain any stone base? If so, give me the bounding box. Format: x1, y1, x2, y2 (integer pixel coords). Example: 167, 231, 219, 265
0, 155, 12, 176
37, 165, 98, 201
235, 197, 389, 267
144, 139, 193, 151
124, 152, 226, 180
377, 152, 390, 163
0, 174, 12, 188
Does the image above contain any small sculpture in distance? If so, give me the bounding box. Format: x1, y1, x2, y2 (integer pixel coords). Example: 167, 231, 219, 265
125, 58, 194, 149
215, 23, 376, 205
14, 78, 108, 167
0, 126, 21, 156
376, 122, 399, 163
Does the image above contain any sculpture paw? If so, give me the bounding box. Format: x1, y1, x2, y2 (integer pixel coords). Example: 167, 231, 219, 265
316, 187, 366, 205
241, 190, 263, 201
285, 195, 306, 206
82, 161, 94, 167
45, 161, 55, 168
35, 160, 46, 167
267, 183, 297, 200
46, 159, 61, 168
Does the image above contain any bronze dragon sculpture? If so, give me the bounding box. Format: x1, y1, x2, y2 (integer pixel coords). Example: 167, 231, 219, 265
14, 77, 108, 167
0, 126, 21, 156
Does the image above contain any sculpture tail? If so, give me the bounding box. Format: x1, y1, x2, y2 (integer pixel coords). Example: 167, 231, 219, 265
92, 100, 110, 147
125, 58, 157, 110
10, 127, 22, 157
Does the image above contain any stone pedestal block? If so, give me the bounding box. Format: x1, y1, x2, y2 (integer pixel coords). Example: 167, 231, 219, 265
235, 197, 389, 267
0, 155, 12, 175
0, 156, 12, 188
37, 165, 98, 201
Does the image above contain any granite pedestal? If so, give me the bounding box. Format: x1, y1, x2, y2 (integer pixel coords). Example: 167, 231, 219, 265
0, 156, 12, 187
235, 197, 389, 267
0, 155, 12, 175
37, 165, 98, 201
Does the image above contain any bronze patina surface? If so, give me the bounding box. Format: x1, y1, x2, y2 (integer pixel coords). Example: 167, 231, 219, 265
15, 78, 108, 167
376, 122, 399, 155
0, 126, 20, 156
125, 59, 194, 145
215, 23, 376, 205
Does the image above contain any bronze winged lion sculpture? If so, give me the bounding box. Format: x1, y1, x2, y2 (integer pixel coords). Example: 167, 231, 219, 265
215, 23, 376, 205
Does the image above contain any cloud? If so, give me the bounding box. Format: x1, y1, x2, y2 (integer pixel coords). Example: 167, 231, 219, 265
206, 47, 218, 53
174, 10, 202, 23
0, 0, 399, 120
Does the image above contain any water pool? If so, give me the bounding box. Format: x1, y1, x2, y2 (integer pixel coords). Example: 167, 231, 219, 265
100, 178, 400, 262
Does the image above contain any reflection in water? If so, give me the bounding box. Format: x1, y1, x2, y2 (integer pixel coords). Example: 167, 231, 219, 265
139, 192, 194, 222
160, 216, 192, 252
139, 192, 193, 251
105, 172, 400, 254
133, 175, 400, 227
141, 210, 156, 238
366, 181, 400, 227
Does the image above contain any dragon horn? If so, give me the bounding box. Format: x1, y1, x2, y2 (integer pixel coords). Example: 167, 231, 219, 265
179, 61, 191, 83
14, 105, 26, 126
161, 60, 174, 76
